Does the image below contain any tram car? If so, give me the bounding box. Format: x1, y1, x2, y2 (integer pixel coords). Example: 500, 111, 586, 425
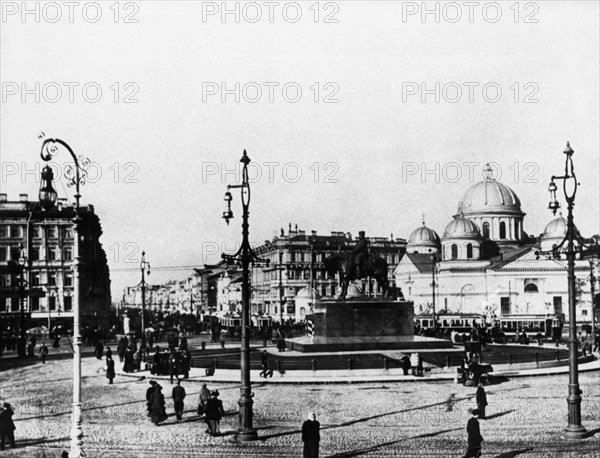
415, 313, 486, 333
498, 315, 562, 337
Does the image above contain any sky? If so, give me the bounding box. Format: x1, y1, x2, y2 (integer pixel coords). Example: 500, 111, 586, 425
1, 0, 599, 301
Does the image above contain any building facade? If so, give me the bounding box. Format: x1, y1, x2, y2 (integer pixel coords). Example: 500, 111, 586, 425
0, 193, 112, 333
395, 166, 599, 325
251, 224, 407, 322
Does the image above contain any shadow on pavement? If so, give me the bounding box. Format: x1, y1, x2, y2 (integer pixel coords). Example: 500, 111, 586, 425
16, 435, 69, 447
493, 447, 534, 458
585, 427, 600, 438
259, 396, 472, 442
326, 428, 461, 457
484, 409, 515, 420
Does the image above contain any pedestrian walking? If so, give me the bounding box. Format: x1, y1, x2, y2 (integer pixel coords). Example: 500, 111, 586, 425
106, 356, 115, 385
52, 335, 60, 349
301, 412, 320, 458
169, 350, 179, 384
94, 341, 104, 360
172, 380, 186, 421
476, 383, 488, 419
204, 390, 225, 436
146, 381, 158, 415
117, 337, 127, 362
410, 353, 419, 376
197, 383, 211, 416
259, 350, 273, 378
149, 384, 167, 426
105, 346, 113, 360
462, 408, 483, 458
0, 403, 16, 450
400, 355, 410, 376
39, 342, 49, 364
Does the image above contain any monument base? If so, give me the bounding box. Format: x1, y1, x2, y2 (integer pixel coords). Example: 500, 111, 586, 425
287, 335, 453, 353
289, 298, 453, 353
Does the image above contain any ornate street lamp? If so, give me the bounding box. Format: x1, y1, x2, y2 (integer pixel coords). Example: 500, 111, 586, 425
140, 251, 151, 337
546, 141, 587, 439
221, 150, 269, 442
431, 253, 439, 332
16, 244, 29, 358
38, 136, 91, 457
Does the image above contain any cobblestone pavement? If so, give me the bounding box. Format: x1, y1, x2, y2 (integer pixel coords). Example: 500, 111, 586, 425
0, 356, 599, 457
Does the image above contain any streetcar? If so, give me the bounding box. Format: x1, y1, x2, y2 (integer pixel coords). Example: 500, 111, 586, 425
415, 313, 485, 333
498, 315, 562, 337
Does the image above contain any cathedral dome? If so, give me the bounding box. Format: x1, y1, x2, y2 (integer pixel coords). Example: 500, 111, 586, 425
541, 215, 576, 241
457, 164, 523, 216
443, 215, 481, 239
295, 287, 321, 302
407, 223, 441, 253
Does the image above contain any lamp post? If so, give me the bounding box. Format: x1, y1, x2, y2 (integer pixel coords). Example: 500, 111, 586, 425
547, 141, 587, 439
221, 150, 269, 442
431, 254, 438, 332
39, 136, 90, 457
140, 251, 151, 337
17, 244, 29, 358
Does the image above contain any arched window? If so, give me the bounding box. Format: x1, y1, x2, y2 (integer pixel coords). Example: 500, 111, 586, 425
514, 220, 519, 240
482, 222, 490, 238
499, 221, 506, 239
451, 244, 458, 260
524, 283, 538, 293
466, 243, 473, 259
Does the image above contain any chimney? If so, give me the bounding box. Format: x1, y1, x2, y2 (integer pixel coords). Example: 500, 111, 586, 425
0, 194, 6, 202
311, 230, 317, 236
19, 193, 28, 202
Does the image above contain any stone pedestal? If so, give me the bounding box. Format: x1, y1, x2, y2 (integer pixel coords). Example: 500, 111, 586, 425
289, 299, 453, 352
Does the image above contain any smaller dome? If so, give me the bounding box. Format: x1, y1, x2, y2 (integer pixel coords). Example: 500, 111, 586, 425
408, 223, 440, 245
541, 215, 576, 240
295, 287, 321, 302
443, 215, 481, 239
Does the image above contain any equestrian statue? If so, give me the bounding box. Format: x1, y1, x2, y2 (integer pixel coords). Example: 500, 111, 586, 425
324, 231, 389, 300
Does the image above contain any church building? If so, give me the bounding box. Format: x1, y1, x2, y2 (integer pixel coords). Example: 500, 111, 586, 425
394, 165, 598, 328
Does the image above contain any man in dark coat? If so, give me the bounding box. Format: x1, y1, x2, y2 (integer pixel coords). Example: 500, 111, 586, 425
39, 342, 49, 364
476, 383, 488, 419
204, 391, 225, 436
0, 403, 16, 450
259, 350, 271, 378
197, 383, 211, 416
463, 409, 483, 458
106, 356, 115, 385
168, 350, 179, 384
172, 380, 186, 421
302, 412, 320, 458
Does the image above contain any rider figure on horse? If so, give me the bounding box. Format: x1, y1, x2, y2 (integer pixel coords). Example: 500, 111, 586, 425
350, 231, 369, 279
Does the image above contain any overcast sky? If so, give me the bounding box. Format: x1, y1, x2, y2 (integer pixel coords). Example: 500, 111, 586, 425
1, 1, 598, 300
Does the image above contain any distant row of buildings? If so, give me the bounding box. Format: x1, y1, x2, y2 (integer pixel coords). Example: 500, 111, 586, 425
120, 224, 407, 325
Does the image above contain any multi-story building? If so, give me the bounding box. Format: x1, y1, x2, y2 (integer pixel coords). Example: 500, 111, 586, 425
0, 193, 112, 334
251, 224, 407, 322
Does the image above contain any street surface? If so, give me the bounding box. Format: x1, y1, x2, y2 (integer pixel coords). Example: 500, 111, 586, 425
0, 355, 599, 457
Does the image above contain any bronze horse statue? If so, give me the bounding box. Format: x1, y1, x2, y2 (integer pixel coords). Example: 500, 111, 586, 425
324, 253, 389, 300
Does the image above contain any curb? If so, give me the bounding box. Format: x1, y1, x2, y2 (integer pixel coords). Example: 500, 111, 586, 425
115, 356, 600, 385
